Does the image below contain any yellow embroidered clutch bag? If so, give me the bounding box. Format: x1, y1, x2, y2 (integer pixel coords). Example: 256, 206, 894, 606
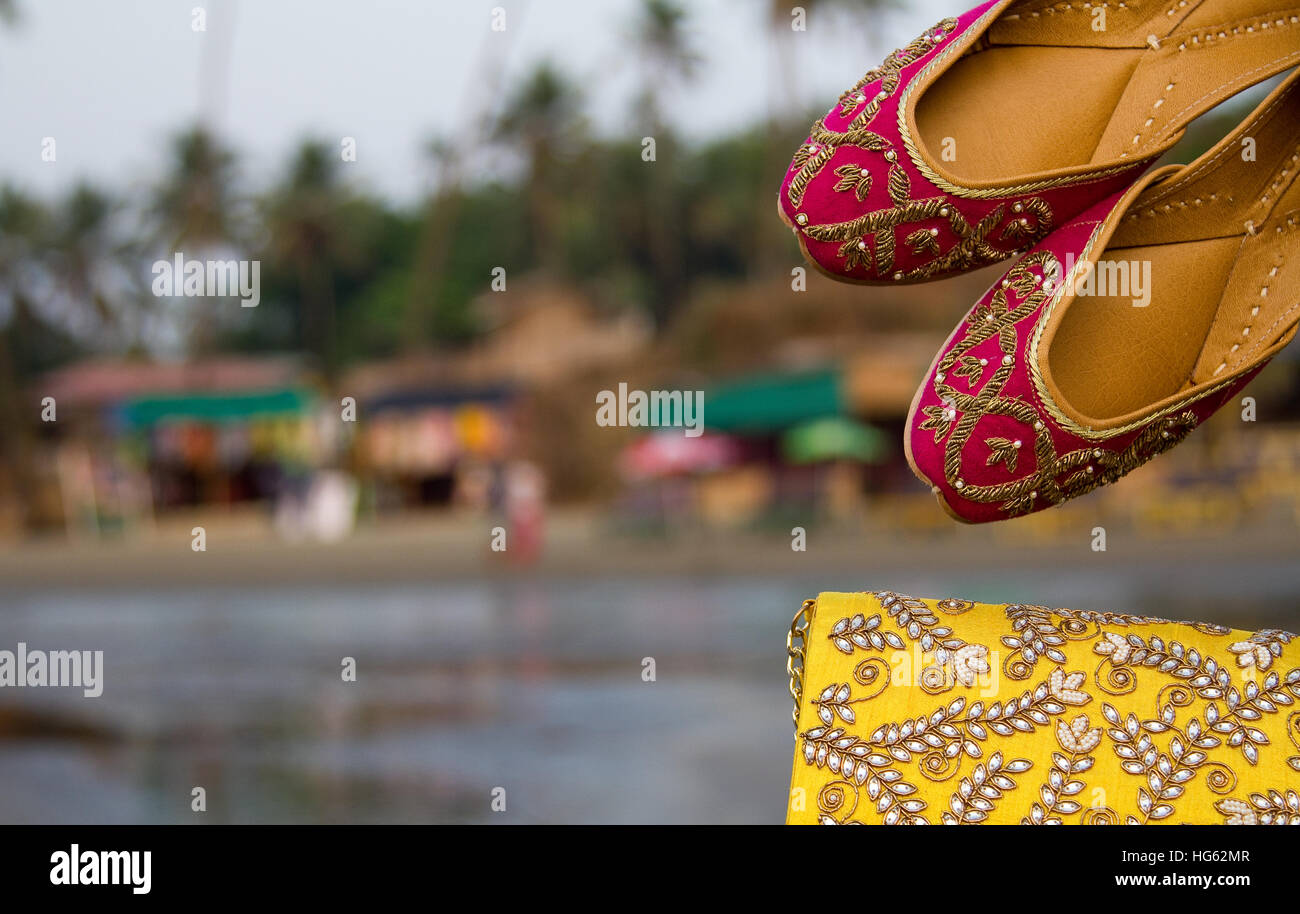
786, 591, 1300, 825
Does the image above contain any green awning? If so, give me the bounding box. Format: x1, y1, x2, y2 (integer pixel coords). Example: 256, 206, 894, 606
704, 369, 843, 434
120, 388, 313, 427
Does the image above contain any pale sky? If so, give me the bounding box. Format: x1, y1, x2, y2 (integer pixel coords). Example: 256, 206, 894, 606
0, 0, 947, 204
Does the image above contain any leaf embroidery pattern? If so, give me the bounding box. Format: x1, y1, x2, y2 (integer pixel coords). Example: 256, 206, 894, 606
943, 753, 1033, 824
801, 677, 1079, 824
792, 593, 1300, 825
784, 16, 1057, 281
921, 255, 1201, 518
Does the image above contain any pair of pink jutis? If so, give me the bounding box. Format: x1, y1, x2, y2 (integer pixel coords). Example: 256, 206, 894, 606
779, 0, 1300, 523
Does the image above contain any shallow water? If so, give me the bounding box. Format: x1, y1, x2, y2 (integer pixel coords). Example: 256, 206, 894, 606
0, 561, 1296, 823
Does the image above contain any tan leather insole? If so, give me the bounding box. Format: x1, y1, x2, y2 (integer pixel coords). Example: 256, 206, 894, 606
1048, 77, 1300, 423
1050, 237, 1240, 418
913, 0, 1300, 183
917, 45, 1147, 179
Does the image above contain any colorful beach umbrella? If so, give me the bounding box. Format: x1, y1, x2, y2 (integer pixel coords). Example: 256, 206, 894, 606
619, 432, 741, 480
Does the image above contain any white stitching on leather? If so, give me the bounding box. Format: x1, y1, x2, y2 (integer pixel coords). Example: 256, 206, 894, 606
1137, 82, 1295, 208
1137, 50, 1300, 154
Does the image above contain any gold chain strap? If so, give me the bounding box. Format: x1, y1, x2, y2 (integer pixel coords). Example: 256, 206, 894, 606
786, 598, 816, 734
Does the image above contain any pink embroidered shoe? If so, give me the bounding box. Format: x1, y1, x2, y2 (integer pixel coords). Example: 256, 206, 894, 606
905, 68, 1300, 523
779, 0, 1300, 284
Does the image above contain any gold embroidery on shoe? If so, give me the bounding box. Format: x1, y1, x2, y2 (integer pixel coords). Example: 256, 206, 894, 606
832, 164, 873, 201
926, 252, 1201, 517
804, 197, 1052, 281
784, 15, 1070, 279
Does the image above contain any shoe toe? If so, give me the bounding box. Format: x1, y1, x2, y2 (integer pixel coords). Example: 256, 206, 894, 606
906, 208, 1110, 522
779, 2, 1143, 285
906, 199, 1267, 523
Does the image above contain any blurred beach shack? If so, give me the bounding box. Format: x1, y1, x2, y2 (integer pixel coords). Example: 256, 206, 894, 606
25, 356, 333, 538
6, 281, 650, 542
9, 272, 1300, 543
343, 281, 648, 519
614, 334, 939, 531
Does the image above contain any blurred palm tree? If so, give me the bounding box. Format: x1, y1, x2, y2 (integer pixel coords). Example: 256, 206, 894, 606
0, 181, 145, 529
0, 187, 48, 528
632, 0, 701, 129
405, 15, 521, 349
149, 126, 242, 355
47, 184, 142, 345
0, 189, 46, 313
263, 140, 356, 380
403, 134, 467, 347
150, 126, 240, 251
631, 0, 699, 332
492, 61, 584, 275
767, 0, 899, 82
